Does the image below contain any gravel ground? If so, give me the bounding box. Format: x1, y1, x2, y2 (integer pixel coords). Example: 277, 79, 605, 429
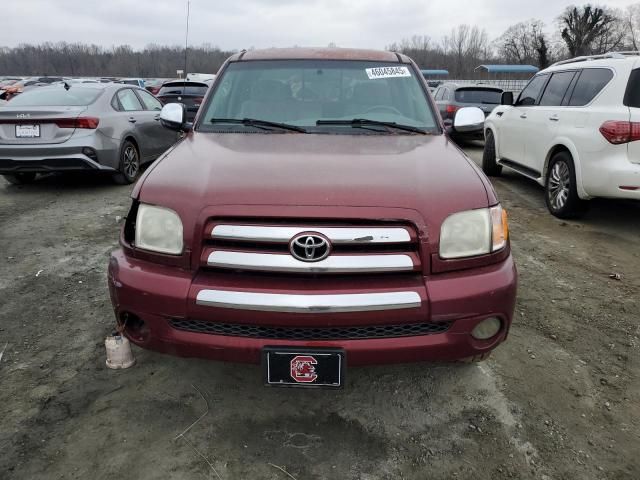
0, 143, 638, 480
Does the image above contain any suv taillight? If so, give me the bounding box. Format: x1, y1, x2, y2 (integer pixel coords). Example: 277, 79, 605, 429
599, 120, 640, 144
55, 117, 100, 129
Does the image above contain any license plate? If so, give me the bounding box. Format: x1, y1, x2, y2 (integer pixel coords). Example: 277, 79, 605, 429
15, 124, 40, 138
263, 347, 345, 388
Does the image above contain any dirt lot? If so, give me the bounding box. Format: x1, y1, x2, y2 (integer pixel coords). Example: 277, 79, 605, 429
0, 142, 638, 480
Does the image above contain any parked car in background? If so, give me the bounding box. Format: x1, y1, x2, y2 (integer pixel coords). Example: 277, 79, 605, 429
1, 77, 64, 100
144, 78, 168, 96
108, 48, 516, 388
484, 52, 640, 218
186, 73, 216, 82
156, 80, 210, 121
64, 78, 101, 84
116, 78, 145, 88
0, 83, 178, 185
0, 78, 22, 88
434, 83, 503, 140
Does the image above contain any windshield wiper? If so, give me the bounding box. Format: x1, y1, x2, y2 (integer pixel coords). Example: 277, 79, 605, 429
210, 118, 307, 133
316, 118, 428, 134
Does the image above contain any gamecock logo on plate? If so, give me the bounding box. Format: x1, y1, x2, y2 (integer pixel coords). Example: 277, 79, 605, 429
290, 355, 318, 383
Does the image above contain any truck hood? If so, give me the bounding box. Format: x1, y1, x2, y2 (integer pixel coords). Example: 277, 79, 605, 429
137, 132, 492, 226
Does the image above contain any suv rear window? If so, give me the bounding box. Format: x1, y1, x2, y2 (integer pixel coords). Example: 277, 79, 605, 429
454, 88, 502, 104
624, 68, 640, 108
568, 68, 613, 106
158, 82, 208, 96
7, 87, 102, 106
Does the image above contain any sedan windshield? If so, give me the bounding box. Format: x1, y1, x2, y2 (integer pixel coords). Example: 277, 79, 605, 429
199, 60, 438, 133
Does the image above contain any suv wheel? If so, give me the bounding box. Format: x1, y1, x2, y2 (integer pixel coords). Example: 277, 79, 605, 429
545, 151, 588, 219
482, 130, 502, 176
3, 173, 37, 185
112, 141, 140, 185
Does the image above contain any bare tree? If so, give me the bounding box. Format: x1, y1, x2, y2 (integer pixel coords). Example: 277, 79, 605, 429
497, 20, 553, 68
536, 35, 550, 69
624, 3, 640, 50
0, 42, 234, 77
559, 5, 621, 56
444, 25, 470, 77
387, 25, 492, 76
591, 8, 627, 53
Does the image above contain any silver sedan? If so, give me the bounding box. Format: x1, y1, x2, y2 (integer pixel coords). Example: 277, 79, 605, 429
0, 83, 178, 184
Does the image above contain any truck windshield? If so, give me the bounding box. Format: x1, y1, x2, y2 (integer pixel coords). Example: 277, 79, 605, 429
199, 60, 439, 133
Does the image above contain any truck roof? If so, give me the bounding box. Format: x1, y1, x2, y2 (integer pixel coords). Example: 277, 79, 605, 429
230, 47, 411, 63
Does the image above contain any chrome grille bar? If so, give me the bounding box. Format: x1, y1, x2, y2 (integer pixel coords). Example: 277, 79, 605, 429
211, 225, 411, 244
207, 251, 415, 273
196, 290, 422, 313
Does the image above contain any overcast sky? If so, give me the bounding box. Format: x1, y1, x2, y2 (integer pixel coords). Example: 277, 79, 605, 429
3, 0, 639, 50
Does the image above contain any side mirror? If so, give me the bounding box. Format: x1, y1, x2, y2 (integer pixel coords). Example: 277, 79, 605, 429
160, 103, 190, 131
453, 106, 484, 133
501, 91, 514, 105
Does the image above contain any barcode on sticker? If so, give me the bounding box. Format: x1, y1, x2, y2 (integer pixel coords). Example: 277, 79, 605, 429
365, 66, 411, 79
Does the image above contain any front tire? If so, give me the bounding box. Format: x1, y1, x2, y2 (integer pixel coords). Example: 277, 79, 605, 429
112, 140, 140, 185
545, 152, 588, 219
3, 173, 37, 185
482, 130, 502, 176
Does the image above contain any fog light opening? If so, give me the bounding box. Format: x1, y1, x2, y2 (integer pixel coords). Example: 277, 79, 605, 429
471, 317, 502, 340
119, 311, 148, 342
82, 147, 98, 162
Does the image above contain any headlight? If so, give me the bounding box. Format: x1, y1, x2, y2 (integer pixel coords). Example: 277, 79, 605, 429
135, 204, 183, 255
439, 205, 508, 259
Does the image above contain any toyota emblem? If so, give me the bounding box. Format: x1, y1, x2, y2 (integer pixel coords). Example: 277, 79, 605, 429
289, 233, 331, 262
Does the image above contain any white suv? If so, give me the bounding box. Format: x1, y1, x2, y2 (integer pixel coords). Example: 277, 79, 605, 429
483, 52, 640, 218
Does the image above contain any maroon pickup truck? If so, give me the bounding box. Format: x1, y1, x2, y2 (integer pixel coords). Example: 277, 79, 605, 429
108, 48, 517, 388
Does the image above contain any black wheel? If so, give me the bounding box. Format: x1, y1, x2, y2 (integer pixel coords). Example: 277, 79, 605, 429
112, 140, 140, 185
545, 152, 588, 219
3, 173, 37, 185
482, 130, 502, 176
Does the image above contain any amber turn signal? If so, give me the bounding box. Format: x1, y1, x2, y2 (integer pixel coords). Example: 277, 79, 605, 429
490, 205, 509, 252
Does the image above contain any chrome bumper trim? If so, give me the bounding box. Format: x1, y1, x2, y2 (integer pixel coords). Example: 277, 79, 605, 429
207, 251, 415, 273
195, 290, 422, 313
211, 225, 411, 244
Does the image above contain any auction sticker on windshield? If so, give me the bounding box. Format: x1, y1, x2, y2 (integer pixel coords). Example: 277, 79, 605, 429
366, 66, 411, 79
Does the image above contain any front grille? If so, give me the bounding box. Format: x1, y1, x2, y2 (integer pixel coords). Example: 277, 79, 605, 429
201, 219, 421, 275
169, 318, 450, 340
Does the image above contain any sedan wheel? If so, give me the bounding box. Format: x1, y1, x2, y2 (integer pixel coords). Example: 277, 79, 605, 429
112, 141, 140, 185
122, 145, 139, 179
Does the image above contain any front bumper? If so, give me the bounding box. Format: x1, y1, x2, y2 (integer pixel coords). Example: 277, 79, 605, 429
108, 249, 517, 366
